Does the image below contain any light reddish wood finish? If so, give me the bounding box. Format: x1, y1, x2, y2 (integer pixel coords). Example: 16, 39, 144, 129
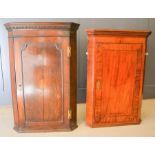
86, 29, 151, 127
5, 22, 79, 132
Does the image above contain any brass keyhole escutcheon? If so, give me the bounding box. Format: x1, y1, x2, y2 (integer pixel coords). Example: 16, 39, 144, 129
18, 84, 22, 87
96, 80, 101, 90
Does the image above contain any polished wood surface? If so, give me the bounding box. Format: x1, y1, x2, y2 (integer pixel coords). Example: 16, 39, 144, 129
5, 22, 79, 132
86, 29, 151, 127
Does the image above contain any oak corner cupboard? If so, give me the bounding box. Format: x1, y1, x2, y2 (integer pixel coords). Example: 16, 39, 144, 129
5, 22, 79, 132
86, 29, 151, 127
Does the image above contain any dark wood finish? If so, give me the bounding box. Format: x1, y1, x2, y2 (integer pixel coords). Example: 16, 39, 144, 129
5, 22, 79, 132
86, 29, 151, 127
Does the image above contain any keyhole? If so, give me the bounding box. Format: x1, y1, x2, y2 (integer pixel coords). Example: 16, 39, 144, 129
96, 80, 101, 90
18, 84, 22, 87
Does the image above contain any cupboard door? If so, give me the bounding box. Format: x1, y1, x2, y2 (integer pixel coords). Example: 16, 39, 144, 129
14, 37, 68, 129
94, 43, 143, 124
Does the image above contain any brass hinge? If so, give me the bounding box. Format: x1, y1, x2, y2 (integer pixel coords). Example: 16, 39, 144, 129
67, 46, 71, 57
68, 109, 72, 119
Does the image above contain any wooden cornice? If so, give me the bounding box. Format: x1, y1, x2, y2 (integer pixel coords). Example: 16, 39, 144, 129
86, 29, 152, 37
5, 22, 80, 32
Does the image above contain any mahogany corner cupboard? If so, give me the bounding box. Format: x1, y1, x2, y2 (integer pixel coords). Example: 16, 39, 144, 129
5, 22, 79, 132
86, 29, 151, 127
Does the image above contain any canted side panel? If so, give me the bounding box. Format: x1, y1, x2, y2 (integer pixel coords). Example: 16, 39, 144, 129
94, 43, 143, 125
69, 34, 77, 127
21, 42, 63, 123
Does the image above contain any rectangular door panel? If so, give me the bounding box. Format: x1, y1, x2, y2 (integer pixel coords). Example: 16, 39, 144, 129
94, 43, 142, 123
22, 43, 44, 122
43, 43, 63, 122
14, 38, 65, 126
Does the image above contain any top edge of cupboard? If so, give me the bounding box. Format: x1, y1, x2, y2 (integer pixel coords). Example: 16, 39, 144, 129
86, 29, 152, 37
4, 22, 80, 32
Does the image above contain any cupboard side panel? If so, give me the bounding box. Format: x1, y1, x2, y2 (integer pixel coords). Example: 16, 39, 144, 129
63, 38, 71, 128
70, 33, 77, 127
137, 39, 147, 120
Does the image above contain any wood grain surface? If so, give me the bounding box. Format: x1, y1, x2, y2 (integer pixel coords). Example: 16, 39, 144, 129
5, 22, 79, 132
86, 29, 151, 127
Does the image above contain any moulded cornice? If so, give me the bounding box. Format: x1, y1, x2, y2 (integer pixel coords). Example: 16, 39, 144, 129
5, 22, 80, 32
